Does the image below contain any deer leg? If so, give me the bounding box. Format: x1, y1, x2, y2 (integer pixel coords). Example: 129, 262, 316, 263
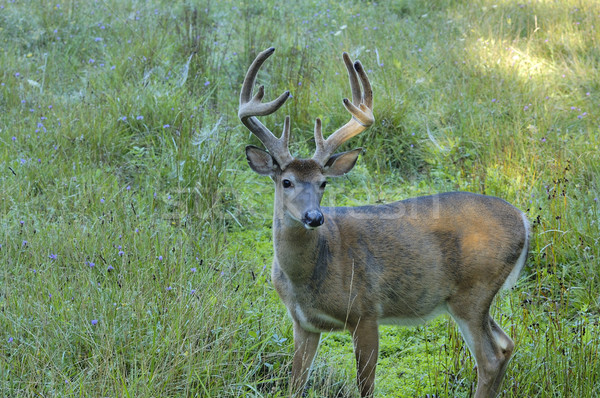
290, 321, 320, 397
350, 319, 379, 398
452, 312, 514, 398
488, 317, 514, 393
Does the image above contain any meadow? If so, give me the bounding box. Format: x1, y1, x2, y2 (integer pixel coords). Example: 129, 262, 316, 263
1, 0, 599, 396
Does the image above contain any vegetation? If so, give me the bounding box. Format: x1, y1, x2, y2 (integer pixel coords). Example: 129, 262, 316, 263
1, 0, 599, 396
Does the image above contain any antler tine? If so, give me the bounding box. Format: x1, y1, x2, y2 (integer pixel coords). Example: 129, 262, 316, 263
344, 53, 362, 106
312, 53, 374, 165
239, 47, 293, 168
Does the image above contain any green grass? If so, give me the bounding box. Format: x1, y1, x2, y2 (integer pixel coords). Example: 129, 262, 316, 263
1, 0, 599, 396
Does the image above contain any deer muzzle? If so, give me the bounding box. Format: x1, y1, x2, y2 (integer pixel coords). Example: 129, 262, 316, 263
302, 209, 324, 229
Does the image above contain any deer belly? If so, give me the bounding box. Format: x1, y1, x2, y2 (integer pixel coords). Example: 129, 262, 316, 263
377, 302, 448, 326
293, 303, 347, 333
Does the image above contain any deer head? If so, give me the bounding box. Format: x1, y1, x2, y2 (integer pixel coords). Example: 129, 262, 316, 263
239, 48, 374, 229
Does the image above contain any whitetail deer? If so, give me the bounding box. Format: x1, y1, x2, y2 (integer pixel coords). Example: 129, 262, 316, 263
239, 47, 530, 397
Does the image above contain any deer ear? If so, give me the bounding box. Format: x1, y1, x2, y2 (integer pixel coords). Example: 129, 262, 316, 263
323, 148, 363, 177
246, 145, 280, 176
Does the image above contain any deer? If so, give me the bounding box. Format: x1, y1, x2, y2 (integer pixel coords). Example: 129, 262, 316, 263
238, 47, 530, 398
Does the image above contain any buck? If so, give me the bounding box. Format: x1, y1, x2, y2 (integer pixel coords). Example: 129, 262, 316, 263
238, 47, 530, 398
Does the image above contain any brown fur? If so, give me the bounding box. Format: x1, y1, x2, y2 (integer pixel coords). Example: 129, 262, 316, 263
239, 48, 529, 398
263, 162, 529, 398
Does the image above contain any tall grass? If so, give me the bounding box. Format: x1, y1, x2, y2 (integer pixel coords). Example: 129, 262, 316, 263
1, 0, 599, 396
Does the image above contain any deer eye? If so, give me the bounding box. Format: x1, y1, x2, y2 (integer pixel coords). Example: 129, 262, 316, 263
320, 181, 327, 189
282, 179, 293, 188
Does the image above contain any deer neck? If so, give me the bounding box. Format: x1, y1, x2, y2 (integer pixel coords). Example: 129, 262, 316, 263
272, 205, 329, 283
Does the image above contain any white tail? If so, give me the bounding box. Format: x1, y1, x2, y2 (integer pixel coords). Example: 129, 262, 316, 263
239, 48, 530, 398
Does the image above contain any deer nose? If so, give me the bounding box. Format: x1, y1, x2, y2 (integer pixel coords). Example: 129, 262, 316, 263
303, 210, 324, 228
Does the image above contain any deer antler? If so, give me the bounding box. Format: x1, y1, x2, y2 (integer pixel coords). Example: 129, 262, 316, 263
238, 47, 293, 168
312, 53, 374, 165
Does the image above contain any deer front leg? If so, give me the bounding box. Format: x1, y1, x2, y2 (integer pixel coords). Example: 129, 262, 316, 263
290, 321, 320, 397
351, 319, 379, 398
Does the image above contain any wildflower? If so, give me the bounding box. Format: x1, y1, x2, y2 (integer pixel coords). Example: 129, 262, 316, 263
204, 81, 210, 86
163, 124, 170, 128
87, 261, 95, 267
49, 254, 57, 260
136, 115, 143, 120
118, 250, 124, 256
166, 286, 172, 291
191, 267, 197, 273
100, 198, 105, 203
158, 255, 163, 261
91, 319, 98, 326
8, 337, 13, 343
107, 265, 114, 271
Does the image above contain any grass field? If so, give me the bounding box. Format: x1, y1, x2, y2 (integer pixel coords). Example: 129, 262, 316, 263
1, 0, 599, 396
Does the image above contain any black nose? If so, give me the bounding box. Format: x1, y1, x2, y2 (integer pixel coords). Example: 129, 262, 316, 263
303, 210, 324, 228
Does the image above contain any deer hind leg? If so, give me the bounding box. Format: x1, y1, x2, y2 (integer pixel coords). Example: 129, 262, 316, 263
290, 322, 321, 397
451, 311, 514, 398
